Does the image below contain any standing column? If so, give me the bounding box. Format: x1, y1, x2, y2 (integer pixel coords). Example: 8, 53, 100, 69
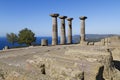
59, 16, 67, 45
50, 13, 59, 45
79, 16, 87, 44
67, 18, 73, 44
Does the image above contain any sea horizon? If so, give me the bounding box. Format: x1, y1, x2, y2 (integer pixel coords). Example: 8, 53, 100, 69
0, 36, 56, 50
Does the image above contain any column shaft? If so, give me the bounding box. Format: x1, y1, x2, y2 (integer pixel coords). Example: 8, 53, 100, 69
59, 16, 67, 45
80, 20, 85, 42
61, 19, 66, 44
79, 16, 87, 44
52, 17, 58, 45
50, 14, 59, 45
67, 18, 73, 44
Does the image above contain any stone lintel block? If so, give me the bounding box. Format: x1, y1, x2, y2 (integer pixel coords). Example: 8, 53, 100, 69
79, 16, 87, 20
67, 18, 73, 21
59, 16, 67, 19
50, 13, 59, 17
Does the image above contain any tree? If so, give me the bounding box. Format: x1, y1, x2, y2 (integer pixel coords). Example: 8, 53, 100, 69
18, 28, 36, 46
6, 33, 18, 45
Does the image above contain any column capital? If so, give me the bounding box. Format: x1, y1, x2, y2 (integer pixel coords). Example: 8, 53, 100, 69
50, 13, 59, 17
67, 18, 73, 21
79, 16, 87, 20
59, 16, 67, 19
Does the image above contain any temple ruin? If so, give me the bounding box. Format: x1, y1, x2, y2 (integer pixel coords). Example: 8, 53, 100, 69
50, 13, 59, 45
59, 16, 67, 45
50, 13, 88, 45
0, 14, 120, 80
67, 18, 73, 44
79, 16, 87, 44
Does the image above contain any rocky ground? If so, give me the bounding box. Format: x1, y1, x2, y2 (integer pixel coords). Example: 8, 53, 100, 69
0, 45, 76, 80
0, 36, 120, 80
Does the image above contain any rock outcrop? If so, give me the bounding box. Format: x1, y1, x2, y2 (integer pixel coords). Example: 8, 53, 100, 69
0, 57, 53, 80
94, 36, 120, 47
27, 46, 120, 80
0, 41, 120, 80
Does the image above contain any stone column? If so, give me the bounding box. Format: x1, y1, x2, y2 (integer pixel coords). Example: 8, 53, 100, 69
67, 18, 73, 44
50, 13, 59, 45
59, 16, 67, 44
79, 16, 87, 44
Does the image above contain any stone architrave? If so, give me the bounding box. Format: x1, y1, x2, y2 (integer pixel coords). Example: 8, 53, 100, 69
50, 13, 59, 45
59, 16, 67, 45
67, 18, 73, 44
79, 16, 87, 44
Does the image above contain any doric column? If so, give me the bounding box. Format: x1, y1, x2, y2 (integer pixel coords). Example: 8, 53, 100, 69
79, 16, 87, 43
67, 18, 73, 44
50, 13, 59, 45
59, 16, 67, 45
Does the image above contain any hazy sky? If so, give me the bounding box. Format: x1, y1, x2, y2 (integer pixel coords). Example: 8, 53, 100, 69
0, 0, 120, 37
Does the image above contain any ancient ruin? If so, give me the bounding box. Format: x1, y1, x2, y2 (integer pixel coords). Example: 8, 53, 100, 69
67, 18, 73, 44
0, 14, 120, 80
59, 16, 67, 45
79, 16, 87, 44
41, 39, 48, 46
50, 14, 88, 45
50, 13, 59, 45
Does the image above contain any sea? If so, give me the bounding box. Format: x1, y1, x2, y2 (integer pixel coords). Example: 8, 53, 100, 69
0, 37, 76, 50
0, 37, 59, 50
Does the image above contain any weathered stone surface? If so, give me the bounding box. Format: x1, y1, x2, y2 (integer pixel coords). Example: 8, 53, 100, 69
0, 44, 120, 80
95, 36, 120, 47
79, 16, 87, 20
59, 16, 67, 45
50, 13, 59, 45
26, 46, 120, 80
50, 13, 59, 17
111, 48, 120, 61
0, 61, 53, 80
88, 42, 94, 45
67, 18, 73, 44
41, 39, 48, 46
79, 16, 87, 44
3, 46, 9, 50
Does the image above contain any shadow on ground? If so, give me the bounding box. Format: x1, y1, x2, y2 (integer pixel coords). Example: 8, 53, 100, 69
96, 66, 105, 80
113, 60, 120, 71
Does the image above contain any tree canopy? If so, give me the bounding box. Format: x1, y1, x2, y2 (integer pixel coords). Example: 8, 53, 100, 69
6, 33, 18, 45
18, 28, 36, 46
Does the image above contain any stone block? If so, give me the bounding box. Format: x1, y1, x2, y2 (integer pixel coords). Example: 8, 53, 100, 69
41, 39, 48, 46
3, 46, 9, 50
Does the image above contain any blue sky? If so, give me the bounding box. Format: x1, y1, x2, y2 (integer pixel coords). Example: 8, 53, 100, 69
0, 0, 120, 37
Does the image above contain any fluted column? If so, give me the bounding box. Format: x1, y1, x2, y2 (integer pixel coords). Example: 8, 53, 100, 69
59, 16, 67, 45
67, 18, 73, 44
79, 16, 87, 43
50, 13, 59, 45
